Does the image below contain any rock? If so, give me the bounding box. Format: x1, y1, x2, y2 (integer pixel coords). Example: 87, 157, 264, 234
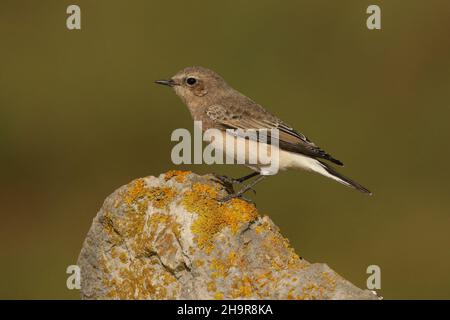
77, 170, 378, 300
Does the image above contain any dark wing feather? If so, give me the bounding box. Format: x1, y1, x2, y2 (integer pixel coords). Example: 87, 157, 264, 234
206, 104, 343, 166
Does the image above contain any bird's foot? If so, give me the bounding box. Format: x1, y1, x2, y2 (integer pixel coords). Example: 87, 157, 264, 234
212, 174, 235, 193
212, 174, 243, 185
218, 193, 255, 205
213, 172, 260, 204
217, 185, 256, 204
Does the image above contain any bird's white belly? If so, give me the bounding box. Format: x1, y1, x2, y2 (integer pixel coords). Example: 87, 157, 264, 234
207, 132, 321, 175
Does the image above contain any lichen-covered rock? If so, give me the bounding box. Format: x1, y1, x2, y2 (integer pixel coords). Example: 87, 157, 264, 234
77, 170, 378, 300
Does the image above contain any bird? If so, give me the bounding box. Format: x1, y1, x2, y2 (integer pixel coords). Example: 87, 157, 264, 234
155, 66, 371, 201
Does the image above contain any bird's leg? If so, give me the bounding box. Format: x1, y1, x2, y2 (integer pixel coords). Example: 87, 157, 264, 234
234, 172, 260, 195
219, 175, 267, 203
213, 171, 259, 185
235, 171, 260, 183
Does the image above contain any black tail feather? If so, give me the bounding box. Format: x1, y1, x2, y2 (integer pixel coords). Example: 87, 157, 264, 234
319, 161, 372, 195
323, 154, 344, 166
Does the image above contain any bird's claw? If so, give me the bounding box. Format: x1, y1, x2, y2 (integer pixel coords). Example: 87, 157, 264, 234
218, 193, 255, 205
211, 174, 236, 194
213, 173, 259, 204
212, 174, 241, 185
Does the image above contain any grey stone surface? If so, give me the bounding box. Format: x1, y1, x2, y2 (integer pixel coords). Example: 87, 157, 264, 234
77, 170, 378, 300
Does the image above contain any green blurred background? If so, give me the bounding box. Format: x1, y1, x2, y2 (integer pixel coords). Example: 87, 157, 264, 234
1, 0, 449, 299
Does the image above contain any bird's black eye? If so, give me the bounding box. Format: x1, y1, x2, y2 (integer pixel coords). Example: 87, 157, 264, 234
186, 77, 197, 86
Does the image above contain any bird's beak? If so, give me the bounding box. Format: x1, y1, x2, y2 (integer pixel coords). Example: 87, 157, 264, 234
155, 79, 176, 87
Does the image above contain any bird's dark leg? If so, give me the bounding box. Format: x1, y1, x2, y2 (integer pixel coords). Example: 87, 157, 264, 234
235, 171, 260, 183
219, 174, 267, 203
213, 171, 259, 185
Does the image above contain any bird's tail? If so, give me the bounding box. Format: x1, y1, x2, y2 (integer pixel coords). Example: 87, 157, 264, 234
315, 160, 372, 195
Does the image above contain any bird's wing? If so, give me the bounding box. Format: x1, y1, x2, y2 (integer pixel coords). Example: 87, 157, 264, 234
206, 104, 343, 166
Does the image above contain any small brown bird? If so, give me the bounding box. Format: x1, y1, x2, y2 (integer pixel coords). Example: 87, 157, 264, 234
156, 66, 371, 201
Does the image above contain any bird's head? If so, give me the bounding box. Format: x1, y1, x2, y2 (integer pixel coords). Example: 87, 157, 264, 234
155, 66, 228, 106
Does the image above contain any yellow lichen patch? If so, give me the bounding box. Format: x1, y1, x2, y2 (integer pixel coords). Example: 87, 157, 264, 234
164, 170, 192, 183
210, 258, 229, 278
123, 178, 174, 210
103, 179, 178, 256
99, 179, 184, 299
207, 281, 217, 293
254, 218, 272, 234
183, 183, 258, 253
252, 271, 277, 298
147, 187, 175, 209
231, 275, 254, 298
214, 292, 224, 300
194, 259, 205, 268
110, 247, 129, 264
124, 179, 147, 205
254, 271, 275, 289
103, 258, 179, 299
262, 233, 303, 272
100, 243, 180, 299
138, 212, 182, 265
296, 283, 325, 300
287, 287, 296, 300
283, 281, 328, 300
321, 271, 337, 290
163, 273, 177, 286
209, 250, 240, 279
148, 213, 182, 242
227, 252, 237, 265
111, 247, 119, 259
286, 247, 303, 270
254, 225, 265, 234
119, 252, 128, 263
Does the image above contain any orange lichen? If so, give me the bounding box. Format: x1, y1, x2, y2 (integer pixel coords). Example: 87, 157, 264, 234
103, 257, 180, 299
249, 271, 277, 298
209, 251, 241, 280
227, 252, 237, 265
254, 225, 265, 234
207, 281, 217, 292
297, 283, 325, 300
231, 275, 253, 298
110, 247, 119, 259
254, 271, 275, 289
321, 271, 337, 290
99, 178, 184, 299
210, 258, 229, 278
163, 273, 177, 286
183, 183, 258, 253
123, 178, 174, 209
261, 233, 303, 272
287, 287, 296, 300
124, 179, 147, 205
103, 179, 179, 255
119, 252, 127, 263
164, 170, 192, 183
194, 259, 205, 267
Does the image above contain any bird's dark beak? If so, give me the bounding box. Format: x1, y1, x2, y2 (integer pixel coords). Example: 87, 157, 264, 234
155, 79, 176, 87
